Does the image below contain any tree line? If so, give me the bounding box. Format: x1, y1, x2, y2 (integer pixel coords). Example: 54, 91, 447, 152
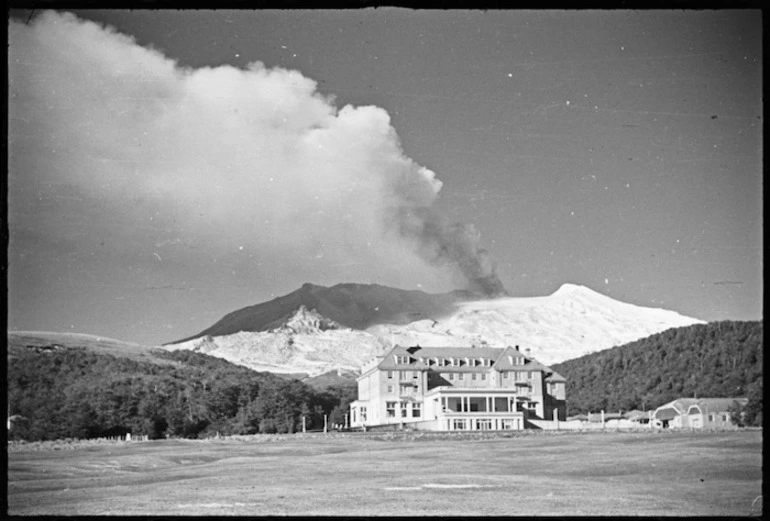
7, 347, 357, 441
552, 320, 762, 425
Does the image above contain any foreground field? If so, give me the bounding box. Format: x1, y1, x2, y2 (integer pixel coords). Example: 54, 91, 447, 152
8, 429, 762, 516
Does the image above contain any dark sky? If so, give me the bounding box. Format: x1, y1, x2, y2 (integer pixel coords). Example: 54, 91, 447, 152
7, 9, 762, 345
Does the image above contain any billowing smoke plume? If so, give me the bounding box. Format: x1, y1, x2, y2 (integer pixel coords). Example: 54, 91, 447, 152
8, 11, 507, 304
396, 206, 508, 296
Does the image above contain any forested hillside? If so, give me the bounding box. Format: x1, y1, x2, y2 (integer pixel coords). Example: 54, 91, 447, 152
7, 343, 354, 441
552, 321, 762, 420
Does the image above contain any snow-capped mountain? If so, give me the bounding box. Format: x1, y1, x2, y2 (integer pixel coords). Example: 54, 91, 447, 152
161, 283, 705, 376
368, 283, 705, 365
163, 306, 384, 376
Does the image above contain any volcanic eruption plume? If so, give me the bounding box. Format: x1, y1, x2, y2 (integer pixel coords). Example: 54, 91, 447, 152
9, 10, 509, 305
394, 206, 508, 297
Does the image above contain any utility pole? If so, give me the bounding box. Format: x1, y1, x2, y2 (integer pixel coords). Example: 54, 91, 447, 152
323, 414, 328, 433
344, 412, 349, 430
302, 416, 306, 433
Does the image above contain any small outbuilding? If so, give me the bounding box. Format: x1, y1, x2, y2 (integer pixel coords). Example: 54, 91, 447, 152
652, 397, 747, 429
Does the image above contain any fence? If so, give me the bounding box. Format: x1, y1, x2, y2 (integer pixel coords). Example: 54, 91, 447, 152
93, 433, 150, 442
528, 418, 647, 431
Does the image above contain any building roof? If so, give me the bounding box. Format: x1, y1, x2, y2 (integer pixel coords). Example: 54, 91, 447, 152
655, 407, 679, 421
624, 410, 651, 421
374, 344, 555, 373
654, 397, 748, 419
544, 370, 566, 382
685, 398, 748, 414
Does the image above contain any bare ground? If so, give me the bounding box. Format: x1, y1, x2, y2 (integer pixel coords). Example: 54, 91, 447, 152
7, 429, 763, 516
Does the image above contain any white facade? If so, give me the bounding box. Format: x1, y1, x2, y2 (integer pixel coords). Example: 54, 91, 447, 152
350, 345, 566, 431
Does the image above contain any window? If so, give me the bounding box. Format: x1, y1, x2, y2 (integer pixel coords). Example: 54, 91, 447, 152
476, 419, 492, 430
361, 407, 367, 422
413, 371, 419, 379
400, 402, 409, 418
448, 373, 455, 380
399, 371, 408, 380
387, 385, 393, 393
458, 373, 464, 381
722, 414, 728, 422
709, 414, 715, 422
400, 384, 412, 395
481, 373, 486, 381
387, 371, 393, 379
503, 372, 509, 379
386, 402, 397, 418
412, 403, 421, 418
452, 419, 468, 430
472, 373, 477, 380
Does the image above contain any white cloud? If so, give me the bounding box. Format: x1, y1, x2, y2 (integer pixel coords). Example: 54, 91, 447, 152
9, 11, 501, 300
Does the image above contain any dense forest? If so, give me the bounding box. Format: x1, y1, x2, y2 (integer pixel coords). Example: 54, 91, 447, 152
553, 320, 762, 424
8, 346, 357, 441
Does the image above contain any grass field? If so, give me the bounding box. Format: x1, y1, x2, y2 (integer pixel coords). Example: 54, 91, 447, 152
7, 429, 763, 516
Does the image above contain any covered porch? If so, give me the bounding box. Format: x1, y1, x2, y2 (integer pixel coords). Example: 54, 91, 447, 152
424, 388, 528, 431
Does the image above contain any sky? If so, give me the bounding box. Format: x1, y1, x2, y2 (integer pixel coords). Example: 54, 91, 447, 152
7, 9, 763, 345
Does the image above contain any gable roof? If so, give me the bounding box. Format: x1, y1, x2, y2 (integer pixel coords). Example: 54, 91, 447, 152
376, 345, 503, 371
492, 345, 534, 370
544, 370, 566, 382
372, 344, 562, 376
655, 397, 748, 419
687, 398, 748, 414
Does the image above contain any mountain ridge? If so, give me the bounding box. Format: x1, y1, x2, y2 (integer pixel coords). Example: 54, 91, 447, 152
162, 282, 705, 376
551, 320, 762, 416
169, 282, 465, 344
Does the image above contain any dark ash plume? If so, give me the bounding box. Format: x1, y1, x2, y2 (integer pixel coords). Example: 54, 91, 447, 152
396, 207, 509, 298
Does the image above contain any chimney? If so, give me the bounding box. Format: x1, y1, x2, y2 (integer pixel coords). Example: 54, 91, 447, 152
515, 345, 519, 352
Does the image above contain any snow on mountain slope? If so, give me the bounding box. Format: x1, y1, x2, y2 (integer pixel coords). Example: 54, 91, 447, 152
367, 284, 705, 365
161, 284, 705, 375
162, 306, 385, 375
